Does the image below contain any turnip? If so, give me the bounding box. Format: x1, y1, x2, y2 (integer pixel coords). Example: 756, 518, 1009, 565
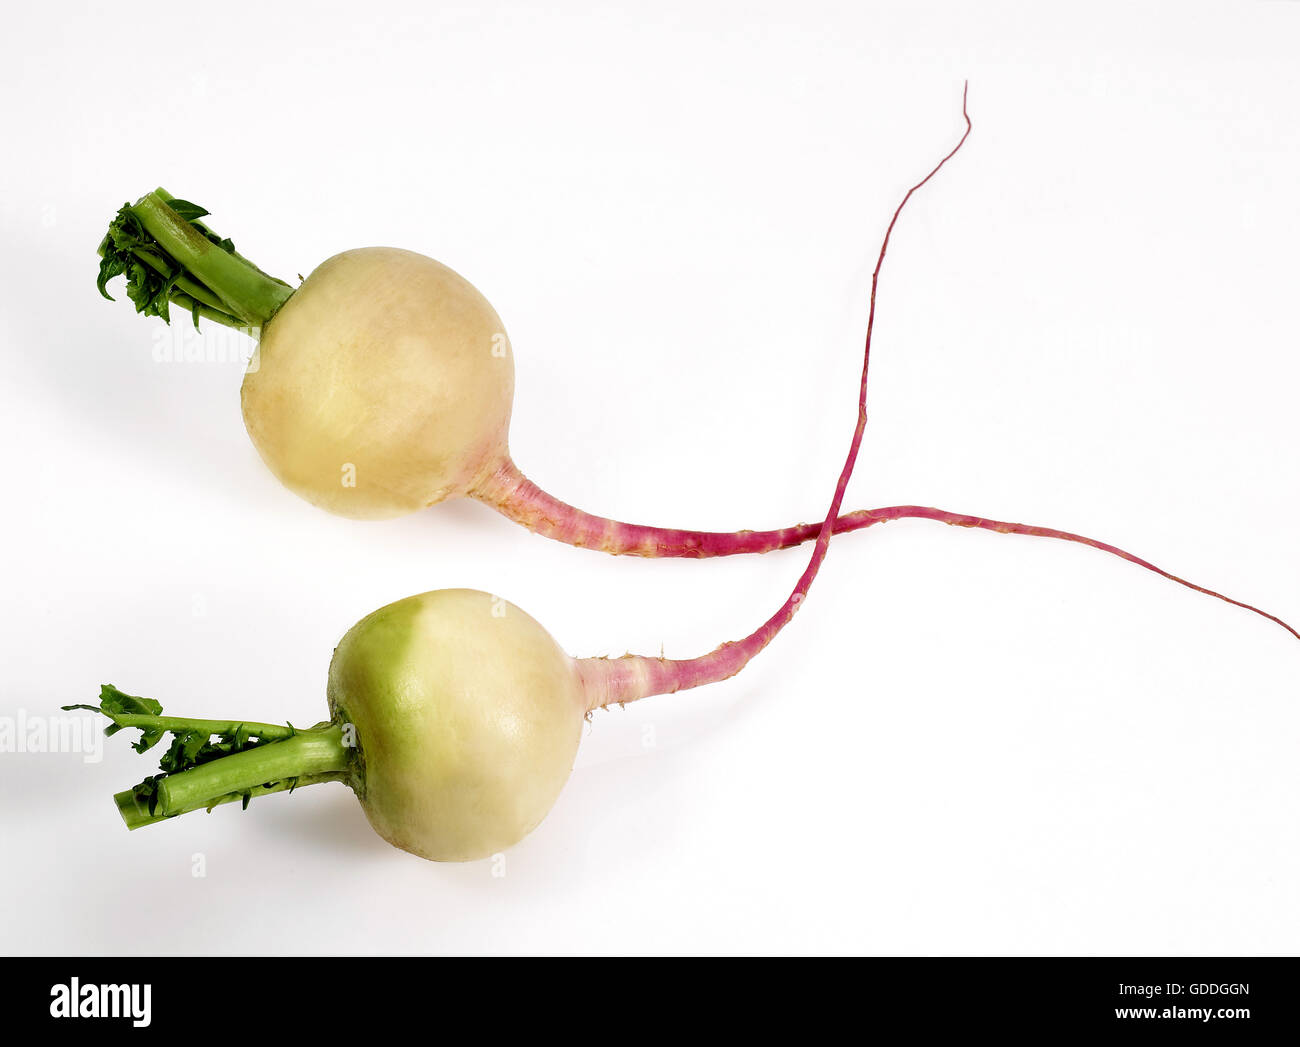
77, 90, 1295, 864
94, 103, 1293, 641
73, 578, 793, 863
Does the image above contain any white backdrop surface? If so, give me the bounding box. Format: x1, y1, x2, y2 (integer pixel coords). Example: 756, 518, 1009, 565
0, 1, 1297, 954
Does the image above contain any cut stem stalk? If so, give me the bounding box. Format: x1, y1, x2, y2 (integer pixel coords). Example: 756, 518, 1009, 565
153, 724, 350, 817
115, 771, 348, 830
129, 193, 293, 325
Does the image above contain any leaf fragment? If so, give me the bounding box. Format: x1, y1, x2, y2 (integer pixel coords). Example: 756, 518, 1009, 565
164, 199, 210, 221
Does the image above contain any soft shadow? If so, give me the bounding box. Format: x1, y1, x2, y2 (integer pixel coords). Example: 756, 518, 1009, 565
12, 228, 262, 505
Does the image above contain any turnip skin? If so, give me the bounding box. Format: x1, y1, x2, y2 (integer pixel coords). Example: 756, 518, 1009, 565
241, 248, 514, 520
327, 589, 587, 862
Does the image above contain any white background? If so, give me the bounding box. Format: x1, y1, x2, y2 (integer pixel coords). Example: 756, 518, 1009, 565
1, 1, 1297, 955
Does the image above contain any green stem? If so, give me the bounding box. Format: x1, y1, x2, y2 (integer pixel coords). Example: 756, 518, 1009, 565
96, 233, 239, 322
129, 248, 230, 313
153, 187, 293, 290
168, 290, 248, 330
109, 713, 297, 740
152, 724, 351, 818
128, 192, 294, 326
114, 771, 348, 830
116, 247, 247, 326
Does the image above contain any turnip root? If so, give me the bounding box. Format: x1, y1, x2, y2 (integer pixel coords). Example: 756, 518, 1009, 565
94, 106, 1294, 637
243, 248, 514, 519
328, 590, 586, 861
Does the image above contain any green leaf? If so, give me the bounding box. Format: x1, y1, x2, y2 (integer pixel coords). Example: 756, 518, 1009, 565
96, 253, 125, 301
99, 684, 163, 719
158, 730, 209, 774
131, 729, 165, 755
155, 727, 268, 776
96, 197, 221, 324
165, 198, 210, 221
75, 681, 280, 817
131, 773, 166, 817
93, 684, 166, 752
